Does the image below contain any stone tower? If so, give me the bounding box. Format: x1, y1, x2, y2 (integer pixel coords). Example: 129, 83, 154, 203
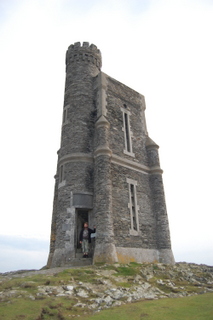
47, 42, 174, 268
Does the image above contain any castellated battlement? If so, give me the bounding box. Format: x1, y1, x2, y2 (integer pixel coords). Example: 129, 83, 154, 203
66, 41, 102, 70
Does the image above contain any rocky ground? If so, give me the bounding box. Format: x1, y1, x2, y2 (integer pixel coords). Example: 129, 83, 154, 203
0, 262, 213, 314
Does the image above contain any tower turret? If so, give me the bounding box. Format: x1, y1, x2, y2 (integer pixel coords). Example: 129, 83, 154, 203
61, 42, 102, 157
47, 42, 102, 267
66, 42, 102, 73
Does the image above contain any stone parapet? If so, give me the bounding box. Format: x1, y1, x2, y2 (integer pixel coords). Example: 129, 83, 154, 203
66, 42, 102, 70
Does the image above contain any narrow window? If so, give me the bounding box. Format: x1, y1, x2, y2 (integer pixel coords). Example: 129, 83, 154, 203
124, 113, 131, 152
62, 104, 69, 125
127, 178, 139, 234
130, 184, 137, 230
121, 107, 135, 157
63, 109, 67, 123
59, 165, 64, 183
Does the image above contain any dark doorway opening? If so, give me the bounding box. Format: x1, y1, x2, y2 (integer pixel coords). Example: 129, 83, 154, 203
76, 209, 88, 250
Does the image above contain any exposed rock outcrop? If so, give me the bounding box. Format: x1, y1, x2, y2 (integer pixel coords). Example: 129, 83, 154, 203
0, 262, 212, 313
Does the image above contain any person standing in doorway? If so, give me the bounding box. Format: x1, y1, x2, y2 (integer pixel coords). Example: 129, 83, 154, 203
79, 222, 96, 258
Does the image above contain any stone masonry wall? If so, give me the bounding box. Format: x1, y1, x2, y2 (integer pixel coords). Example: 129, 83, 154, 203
149, 173, 172, 249
111, 163, 157, 249
106, 76, 148, 166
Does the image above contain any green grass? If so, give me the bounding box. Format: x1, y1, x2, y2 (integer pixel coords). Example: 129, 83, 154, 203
56, 268, 98, 282
1, 294, 213, 320
113, 266, 138, 277
82, 293, 213, 320
0, 268, 99, 289
115, 282, 132, 288
0, 296, 82, 320
99, 262, 141, 277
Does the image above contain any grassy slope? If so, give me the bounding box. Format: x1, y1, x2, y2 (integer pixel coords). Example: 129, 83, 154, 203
0, 292, 212, 320
0, 263, 213, 320
83, 293, 213, 320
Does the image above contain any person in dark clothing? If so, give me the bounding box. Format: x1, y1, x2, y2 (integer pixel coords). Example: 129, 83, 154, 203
79, 222, 96, 258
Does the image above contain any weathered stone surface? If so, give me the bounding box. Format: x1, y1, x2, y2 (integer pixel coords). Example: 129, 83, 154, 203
47, 41, 174, 268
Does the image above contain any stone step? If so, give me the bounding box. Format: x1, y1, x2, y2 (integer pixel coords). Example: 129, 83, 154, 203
76, 252, 82, 258
76, 252, 92, 258
70, 257, 93, 267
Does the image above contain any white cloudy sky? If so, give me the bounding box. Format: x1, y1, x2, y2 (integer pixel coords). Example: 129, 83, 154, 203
0, 0, 213, 272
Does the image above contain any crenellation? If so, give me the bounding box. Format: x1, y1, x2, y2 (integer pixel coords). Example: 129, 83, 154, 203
83, 41, 89, 47
90, 43, 97, 50
74, 42, 80, 48
66, 42, 102, 70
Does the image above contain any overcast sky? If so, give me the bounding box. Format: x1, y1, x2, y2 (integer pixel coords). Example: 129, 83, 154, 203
0, 0, 213, 273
